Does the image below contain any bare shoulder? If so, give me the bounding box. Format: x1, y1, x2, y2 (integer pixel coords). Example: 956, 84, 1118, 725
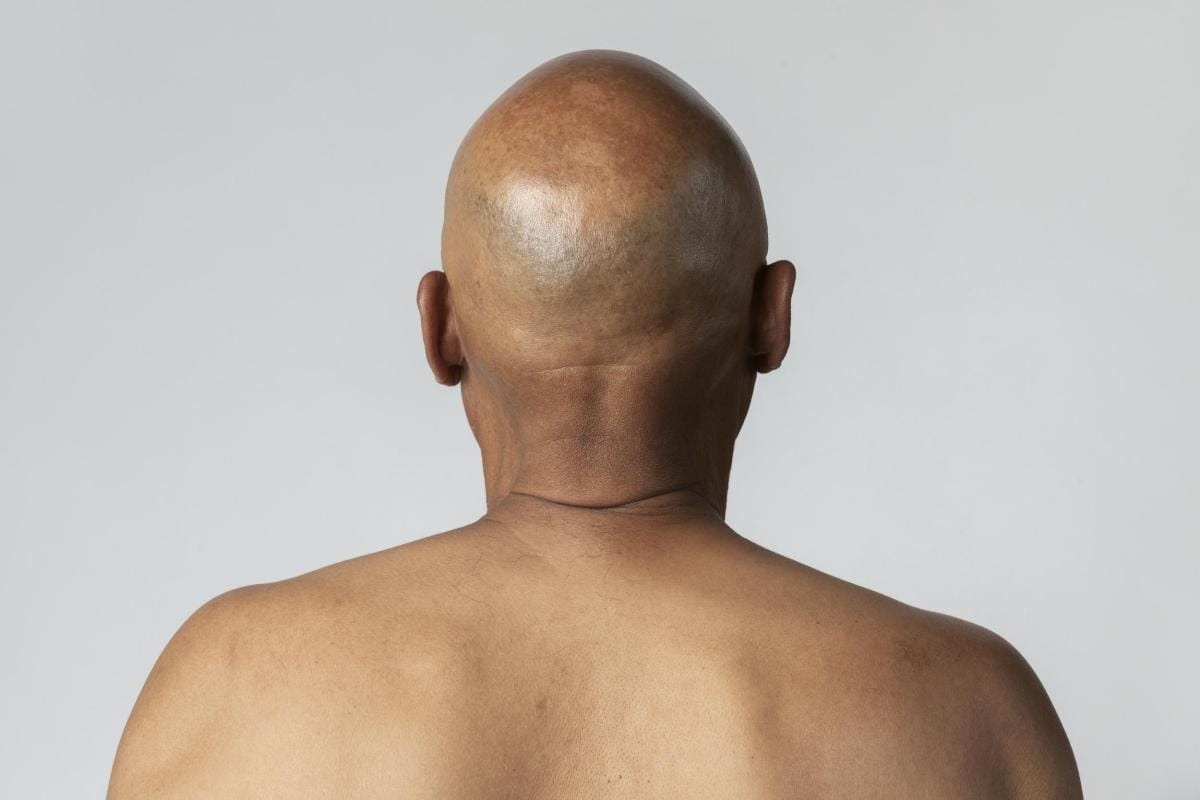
108, 582, 283, 798
759, 554, 1082, 798
920, 610, 1084, 799
107, 532, 470, 799
724, 542, 1080, 796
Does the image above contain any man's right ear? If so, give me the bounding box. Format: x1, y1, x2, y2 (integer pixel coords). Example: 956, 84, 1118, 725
416, 270, 464, 386
750, 259, 797, 374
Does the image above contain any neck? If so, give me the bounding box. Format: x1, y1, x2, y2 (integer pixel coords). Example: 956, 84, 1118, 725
476, 486, 736, 568
481, 426, 735, 517
461, 356, 754, 522
506, 421, 732, 507
484, 486, 724, 526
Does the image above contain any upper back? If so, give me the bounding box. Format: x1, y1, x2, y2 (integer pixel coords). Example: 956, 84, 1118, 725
108, 519, 1081, 799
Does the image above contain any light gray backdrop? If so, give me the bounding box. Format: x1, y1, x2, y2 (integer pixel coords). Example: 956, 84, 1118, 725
2, 1, 1197, 797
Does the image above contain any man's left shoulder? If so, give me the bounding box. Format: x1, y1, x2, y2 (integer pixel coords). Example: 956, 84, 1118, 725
107, 560, 433, 798
108, 581, 315, 797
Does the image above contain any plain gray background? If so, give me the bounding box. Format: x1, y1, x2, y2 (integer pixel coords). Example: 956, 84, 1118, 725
2, 1, 1197, 797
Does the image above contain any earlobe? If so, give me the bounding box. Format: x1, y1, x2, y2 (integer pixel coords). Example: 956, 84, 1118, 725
416, 270, 464, 386
751, 259, 796, 374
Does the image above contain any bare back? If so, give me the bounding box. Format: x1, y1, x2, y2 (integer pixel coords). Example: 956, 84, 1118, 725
108, 511, 1080, 798
109, 49, 1080, 800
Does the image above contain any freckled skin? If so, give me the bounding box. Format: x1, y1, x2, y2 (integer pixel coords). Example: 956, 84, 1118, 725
107, 50, 1083, 799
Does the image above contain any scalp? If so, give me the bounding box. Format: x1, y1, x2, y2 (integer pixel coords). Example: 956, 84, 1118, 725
441, 50, 768, 373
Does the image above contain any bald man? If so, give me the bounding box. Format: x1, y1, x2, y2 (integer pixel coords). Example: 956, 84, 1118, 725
108, 50, 1082, 799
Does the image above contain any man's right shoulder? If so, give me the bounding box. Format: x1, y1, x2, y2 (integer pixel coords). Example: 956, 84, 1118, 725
934, 614, 1083, 798
845, 597, 1084, 799
757, 559, 1082, 797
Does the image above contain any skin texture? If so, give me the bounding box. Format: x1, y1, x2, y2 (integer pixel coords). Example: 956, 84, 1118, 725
108, 50, 1083, 799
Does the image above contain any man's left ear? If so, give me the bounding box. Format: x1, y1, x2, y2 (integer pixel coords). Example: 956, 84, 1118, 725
416, 270, 464, 386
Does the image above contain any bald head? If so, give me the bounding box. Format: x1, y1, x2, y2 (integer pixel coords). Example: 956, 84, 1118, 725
439, 50, 770, 376
419, 50, 793, 507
